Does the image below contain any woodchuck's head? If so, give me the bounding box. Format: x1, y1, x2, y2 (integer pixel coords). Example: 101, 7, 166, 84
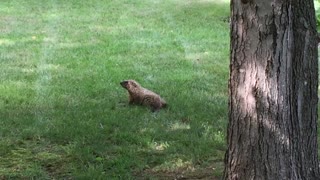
120, 80, 140, 90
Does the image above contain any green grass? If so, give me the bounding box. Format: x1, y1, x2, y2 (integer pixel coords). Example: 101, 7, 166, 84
0, 0, 230, 179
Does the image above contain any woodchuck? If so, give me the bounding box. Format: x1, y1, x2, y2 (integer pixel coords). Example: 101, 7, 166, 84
120, 80, 167, 111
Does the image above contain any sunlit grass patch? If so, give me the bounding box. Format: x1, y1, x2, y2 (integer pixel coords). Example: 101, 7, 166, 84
148, 141, 170, 151
169, 122, 191, 131
153, 158, 193, 172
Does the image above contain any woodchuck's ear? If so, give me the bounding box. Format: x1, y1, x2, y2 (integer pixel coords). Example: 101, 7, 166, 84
130, 81, 138, 87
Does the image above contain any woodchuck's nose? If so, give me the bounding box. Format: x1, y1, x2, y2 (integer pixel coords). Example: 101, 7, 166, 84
120, 81, 127, 88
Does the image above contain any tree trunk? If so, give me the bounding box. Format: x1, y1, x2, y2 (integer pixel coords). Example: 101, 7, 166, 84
224, 0, 320, 179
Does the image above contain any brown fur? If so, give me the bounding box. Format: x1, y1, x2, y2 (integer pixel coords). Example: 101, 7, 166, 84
120, 80, 167, 111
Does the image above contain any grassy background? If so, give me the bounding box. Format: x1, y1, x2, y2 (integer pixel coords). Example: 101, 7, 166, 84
0, 0, 230, 179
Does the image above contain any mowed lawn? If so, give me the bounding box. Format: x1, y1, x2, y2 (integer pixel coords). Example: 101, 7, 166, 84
0, 0, 230, 179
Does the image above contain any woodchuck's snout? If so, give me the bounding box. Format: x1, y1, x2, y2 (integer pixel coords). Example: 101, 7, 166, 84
120, 81, 129, 89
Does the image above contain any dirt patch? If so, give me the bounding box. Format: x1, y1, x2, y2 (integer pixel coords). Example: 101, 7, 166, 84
134, 163, 223, 180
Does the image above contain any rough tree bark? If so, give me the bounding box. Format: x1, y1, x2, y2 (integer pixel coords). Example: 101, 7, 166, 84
224, 0, 320, 179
